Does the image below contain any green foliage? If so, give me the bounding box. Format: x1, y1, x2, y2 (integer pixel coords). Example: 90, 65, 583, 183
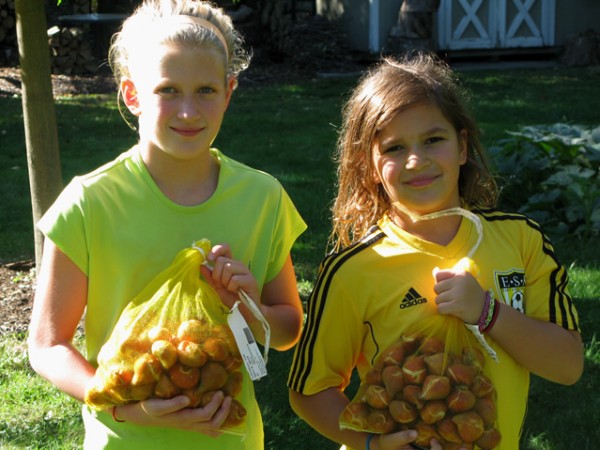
490, 124, 600, 240
461, 67, 600, 146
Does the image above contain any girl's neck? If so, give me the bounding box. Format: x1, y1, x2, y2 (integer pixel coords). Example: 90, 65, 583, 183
139, 145, 219, 206
390, 209, 463, 246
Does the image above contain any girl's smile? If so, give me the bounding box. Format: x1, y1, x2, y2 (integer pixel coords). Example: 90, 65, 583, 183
172, 126, 205, 137
404, 173, 440, 188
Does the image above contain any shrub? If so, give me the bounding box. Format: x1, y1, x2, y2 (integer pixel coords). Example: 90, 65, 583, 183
489, 124, 600, 240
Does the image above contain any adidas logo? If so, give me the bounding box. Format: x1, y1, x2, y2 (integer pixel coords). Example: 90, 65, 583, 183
400, 287, 427, 309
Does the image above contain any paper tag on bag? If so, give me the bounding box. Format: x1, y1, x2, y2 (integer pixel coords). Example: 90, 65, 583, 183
227, 301, 268, 381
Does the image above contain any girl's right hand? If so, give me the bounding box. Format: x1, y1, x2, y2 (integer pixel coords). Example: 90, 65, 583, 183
433, 266, 486, 325
200, 243, 261, 312
112, 392, 231, 437
373, 431, 464, 450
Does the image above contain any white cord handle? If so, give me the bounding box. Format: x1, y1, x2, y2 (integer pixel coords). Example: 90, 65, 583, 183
193, 242, 271, 365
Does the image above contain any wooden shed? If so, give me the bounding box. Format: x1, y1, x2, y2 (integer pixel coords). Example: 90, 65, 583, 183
316, 0, 600, 58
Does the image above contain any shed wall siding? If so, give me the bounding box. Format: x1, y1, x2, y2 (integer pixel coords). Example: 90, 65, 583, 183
317, 0, 599, 52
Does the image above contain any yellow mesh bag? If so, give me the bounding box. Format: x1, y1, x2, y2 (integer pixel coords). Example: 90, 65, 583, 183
85, 239, 247, 435
339, 257, 501, 449
339, 316, 501, 449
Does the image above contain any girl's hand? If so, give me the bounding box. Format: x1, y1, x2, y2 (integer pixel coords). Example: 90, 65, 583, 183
372, 431, 452, 450
432, 266, 486, 324
200, 243, 261, 310
111, 392, 231, 437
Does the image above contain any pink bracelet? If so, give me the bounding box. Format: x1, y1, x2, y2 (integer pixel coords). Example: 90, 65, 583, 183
481, 298, 500, 333
478, 290, 498, 333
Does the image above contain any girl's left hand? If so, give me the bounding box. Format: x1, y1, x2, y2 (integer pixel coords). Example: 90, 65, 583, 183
375, 433, 456, 450
432, 267, 486, 324
111, 393, 231, 437
200, 243, 261, 311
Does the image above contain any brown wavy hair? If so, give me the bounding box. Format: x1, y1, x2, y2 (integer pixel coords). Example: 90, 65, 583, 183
329, 53, 498, 252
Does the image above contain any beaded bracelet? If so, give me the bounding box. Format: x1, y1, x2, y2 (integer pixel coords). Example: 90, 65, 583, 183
478, 290, 498, 333
366, 433, 375, 450
112, 405, 125, 423
476, 290, 492, 330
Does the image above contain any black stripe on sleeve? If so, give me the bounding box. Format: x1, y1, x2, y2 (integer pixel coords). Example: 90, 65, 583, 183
475, 209, 579, 331
288, 230, 385, 393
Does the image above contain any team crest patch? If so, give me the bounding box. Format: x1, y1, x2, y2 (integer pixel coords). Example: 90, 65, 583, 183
494, 269, 525, 313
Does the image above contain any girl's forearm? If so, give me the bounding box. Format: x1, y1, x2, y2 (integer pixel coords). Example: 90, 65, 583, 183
487, 302, 583, 384
28, 341, 95, 403
289, 388, 370, 450
246, 302, 302, 351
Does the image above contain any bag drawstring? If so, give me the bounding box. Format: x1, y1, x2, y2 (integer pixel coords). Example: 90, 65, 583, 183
392, 204, 498, 362
193, 242, 271, 365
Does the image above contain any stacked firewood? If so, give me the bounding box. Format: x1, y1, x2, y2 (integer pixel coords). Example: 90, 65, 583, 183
48, 25, 98, 75
47, 0, 100, 75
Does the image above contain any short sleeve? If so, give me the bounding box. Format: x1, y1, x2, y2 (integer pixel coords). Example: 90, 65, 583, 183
265, 186, 307, 283
522, 222, 580, 331
37, 178, 90, 275
288, 265, 363, 395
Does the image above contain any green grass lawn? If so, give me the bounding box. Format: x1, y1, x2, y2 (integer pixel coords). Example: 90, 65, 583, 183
1, 64, 599, 449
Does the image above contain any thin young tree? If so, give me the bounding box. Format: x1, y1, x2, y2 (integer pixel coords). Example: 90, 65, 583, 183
15, 0, 63, 268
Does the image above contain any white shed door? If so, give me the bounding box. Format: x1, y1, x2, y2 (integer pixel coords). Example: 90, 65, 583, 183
438, 0, 555, 50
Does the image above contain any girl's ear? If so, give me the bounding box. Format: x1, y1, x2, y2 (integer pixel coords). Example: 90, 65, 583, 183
459, 129, 468, 165
372, 142, 382, 184
224, 76, 236, 108
121, 78, 141, 116
372, 166, 382, 184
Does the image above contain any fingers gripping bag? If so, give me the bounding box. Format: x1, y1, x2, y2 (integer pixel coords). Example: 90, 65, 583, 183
84, 239, 264, 436
339, 312, 501, 449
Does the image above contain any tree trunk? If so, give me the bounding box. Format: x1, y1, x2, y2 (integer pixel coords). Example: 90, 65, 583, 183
15, 0, 63, 269
386, 0, 441, 55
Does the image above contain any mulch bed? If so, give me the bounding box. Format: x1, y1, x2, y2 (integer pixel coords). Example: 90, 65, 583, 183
0, 260, 35, 336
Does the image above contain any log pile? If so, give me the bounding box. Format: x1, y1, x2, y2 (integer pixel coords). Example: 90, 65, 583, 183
47, 0, 100, 75
48, 25, 98, 75
0, 0, 99, 74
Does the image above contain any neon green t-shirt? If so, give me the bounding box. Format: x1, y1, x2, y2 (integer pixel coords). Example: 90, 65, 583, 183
288, 210, 579, 450
39, 146, 307, 449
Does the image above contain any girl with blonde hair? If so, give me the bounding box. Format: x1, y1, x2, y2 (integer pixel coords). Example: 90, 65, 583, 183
29, 1, 306, 448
